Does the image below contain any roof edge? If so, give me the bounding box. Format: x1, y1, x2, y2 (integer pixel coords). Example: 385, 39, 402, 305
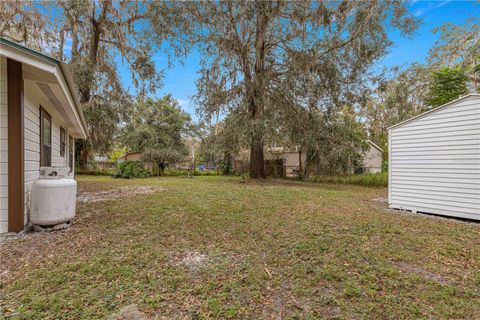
1, 37, 88, 139
58, 62, 88, 139
0, 37, 58, 64
388, 94, 480, 130
366, 140, 383, 152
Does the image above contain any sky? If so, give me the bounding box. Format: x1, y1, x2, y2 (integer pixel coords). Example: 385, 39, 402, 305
117, 0, 480, 121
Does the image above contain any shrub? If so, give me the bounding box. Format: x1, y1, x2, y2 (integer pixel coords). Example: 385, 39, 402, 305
382, 160, 388, 173
309, 173, 387, 187
112, 161, 150, 179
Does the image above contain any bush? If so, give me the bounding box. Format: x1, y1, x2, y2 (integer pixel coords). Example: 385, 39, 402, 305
382, 160, 388, 173
112, 161, 150, 179
308, 173, 387, 187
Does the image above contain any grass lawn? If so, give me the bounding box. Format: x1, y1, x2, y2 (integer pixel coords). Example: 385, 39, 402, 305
1, 176, 479, 319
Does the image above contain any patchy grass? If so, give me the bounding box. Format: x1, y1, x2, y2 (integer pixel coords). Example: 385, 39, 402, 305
1, 175, 479, 319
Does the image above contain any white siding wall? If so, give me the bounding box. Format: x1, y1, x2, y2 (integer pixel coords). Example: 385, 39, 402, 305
389, 95, 480, 220
23, 80, 71, 225
24, 82, 40, 226
0, 57, 8, 233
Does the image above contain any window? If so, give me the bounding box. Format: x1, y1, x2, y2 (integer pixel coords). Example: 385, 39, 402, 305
40, 106, 52, 167
69, 135, 74, 172
60, 127, 66, 156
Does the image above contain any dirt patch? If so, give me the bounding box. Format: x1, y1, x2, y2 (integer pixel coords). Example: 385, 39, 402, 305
77, 186, 165, 203
396, 262, 452, 286
108, 304, 149, 320
178, 251, 208, 272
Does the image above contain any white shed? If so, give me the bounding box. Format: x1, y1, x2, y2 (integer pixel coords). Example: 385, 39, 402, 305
388, 94, 480, 220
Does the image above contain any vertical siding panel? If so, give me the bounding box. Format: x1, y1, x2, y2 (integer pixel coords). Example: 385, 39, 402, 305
23, 81, 40, 222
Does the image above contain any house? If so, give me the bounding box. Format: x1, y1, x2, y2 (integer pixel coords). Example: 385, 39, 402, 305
117, 151, 144, 162
360, 140, 383, 174
0, 38, 88, 233
232, 147, 292, 177
117, 151, 152, 170
233, 141, 381, 177
388, 94, 480, 220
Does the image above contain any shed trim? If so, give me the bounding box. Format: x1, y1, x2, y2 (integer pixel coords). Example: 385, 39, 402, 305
7, 58, 25, 232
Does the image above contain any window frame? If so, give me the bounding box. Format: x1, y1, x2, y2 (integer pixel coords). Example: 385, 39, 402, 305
39, 106, 52, 167
69, 135, 74, 172
60, 127, 66, 157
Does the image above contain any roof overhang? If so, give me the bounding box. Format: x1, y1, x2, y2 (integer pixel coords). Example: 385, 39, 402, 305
0, 38, 88, 139
366, 140, 383, 153
388, 94, 480, 131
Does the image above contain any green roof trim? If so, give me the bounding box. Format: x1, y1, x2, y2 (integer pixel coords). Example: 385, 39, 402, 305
0, 37, 59, 65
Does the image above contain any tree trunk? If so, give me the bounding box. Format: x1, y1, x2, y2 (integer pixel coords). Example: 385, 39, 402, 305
74, 0, 110, 168
248, 2, 269, 179
298, 148, 303, 175
249, 133, 265, 178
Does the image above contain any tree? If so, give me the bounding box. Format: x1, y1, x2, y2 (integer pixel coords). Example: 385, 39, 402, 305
122, 96, 194, 172
108, 147, 127, 162
426, 67, 468, 107
429, 17, 479, 90
0, 1, 47, 47
361, 63, 430, 152
168, 1, 418, 178
198, 112, 250, 175
1, 1, 176, 162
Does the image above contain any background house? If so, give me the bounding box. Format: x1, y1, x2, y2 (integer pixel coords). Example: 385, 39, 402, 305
388, 94, 480, 220
117, 151, 154, 172
359, 140, 383, 174
233, 142, 382, 177
0, 38, 88, 233
117, 151, 144, 162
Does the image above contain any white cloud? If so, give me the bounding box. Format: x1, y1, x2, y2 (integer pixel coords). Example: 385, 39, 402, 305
413, 7, 427, 17
437, 0, 452, 8
413, 0, 451, 17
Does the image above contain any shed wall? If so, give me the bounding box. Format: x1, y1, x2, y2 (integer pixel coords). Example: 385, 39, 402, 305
389, 96, 480, 220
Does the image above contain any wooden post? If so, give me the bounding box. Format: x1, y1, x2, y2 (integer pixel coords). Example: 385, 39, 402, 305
7, 59, 24, 232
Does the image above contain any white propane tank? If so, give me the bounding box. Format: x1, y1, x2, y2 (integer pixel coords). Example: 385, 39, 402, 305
30, 167, 77, 226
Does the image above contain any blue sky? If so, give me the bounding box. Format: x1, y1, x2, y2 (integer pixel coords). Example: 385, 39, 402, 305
118, 0, 480, 121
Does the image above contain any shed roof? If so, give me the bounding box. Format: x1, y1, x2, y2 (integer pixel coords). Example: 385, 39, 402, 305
388, 94, 480, 130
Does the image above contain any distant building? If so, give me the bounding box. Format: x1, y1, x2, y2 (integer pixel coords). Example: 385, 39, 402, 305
233, 141, 382, 177
117, 151, 154, 172
359, 140, 383, 174
117, 151, 143, 163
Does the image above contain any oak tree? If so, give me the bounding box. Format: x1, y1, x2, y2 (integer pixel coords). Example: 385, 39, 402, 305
169, 1, 418, 178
